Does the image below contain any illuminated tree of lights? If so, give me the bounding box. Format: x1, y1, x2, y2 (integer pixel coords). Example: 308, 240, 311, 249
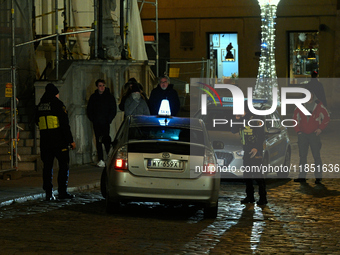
254, 0, 281, 103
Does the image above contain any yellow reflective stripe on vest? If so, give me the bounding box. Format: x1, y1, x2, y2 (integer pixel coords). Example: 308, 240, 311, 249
38, 116, 47, 130
38, 116, 60, 130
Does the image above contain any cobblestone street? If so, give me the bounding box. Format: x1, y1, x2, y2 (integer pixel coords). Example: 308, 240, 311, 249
0, 122, 339, 254
1, 177, 340, 254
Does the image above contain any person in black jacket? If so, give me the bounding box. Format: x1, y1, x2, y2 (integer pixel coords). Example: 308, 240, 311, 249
36, 83, 76, 201
148, 75, 181, 116
87, 79, 117, 167
231, 100, 267, 205
307, 71, 327, 107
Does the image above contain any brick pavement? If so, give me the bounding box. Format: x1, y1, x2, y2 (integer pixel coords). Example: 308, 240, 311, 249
0, 115, 340, 254
0, 164, 102, 207
1, 179, 340, 254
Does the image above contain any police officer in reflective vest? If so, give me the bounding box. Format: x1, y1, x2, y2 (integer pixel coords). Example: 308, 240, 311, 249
36, 83, 76, 201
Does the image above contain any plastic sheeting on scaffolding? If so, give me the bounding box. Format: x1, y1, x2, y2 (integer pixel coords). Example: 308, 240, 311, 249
129, 0, 148, 60
116, 0, 148, 61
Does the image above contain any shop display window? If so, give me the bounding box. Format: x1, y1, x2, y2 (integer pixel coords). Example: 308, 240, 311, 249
289, 31, 319, 84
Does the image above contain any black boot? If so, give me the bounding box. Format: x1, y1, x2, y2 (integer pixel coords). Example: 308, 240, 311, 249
45, 192, 56, 201
58, 192, 75, 199
241, 196, 255, 204
257, 198, 268, 206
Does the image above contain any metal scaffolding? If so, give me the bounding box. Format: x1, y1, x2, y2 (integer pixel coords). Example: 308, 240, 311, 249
0, 0, 96, 170
0, 0, 154, 171
138, 0, 158, 77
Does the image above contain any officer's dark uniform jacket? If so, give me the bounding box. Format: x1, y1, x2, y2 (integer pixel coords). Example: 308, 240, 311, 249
232, 113, 265, 158
36, 93, 73, 149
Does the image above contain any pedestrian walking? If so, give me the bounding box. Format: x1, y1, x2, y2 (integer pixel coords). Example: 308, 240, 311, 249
148, 75, 181, 116
87, 79, 117, 167
307, 71, 327, 107
124, 83, 150, 117
232, 101, 267, 205
36, 83, 76, 201
293, 89, 330, 184
119, 77, 148, 112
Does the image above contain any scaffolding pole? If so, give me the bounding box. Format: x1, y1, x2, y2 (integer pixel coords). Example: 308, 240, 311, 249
138, 0, 159, 77
55, 0, 59, 80
11, 0, 18, 169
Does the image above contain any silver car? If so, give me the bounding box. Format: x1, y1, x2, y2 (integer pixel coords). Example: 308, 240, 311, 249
194, 103, 291, 178
101, 115, 220, 218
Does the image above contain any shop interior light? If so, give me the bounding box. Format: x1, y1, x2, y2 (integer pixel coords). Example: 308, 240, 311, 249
307, 49, 316, 60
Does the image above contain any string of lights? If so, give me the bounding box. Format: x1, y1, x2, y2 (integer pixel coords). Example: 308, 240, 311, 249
254, 0, 281, 104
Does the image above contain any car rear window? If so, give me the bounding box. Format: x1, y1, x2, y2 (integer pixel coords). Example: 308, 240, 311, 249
128, 127, 204, 144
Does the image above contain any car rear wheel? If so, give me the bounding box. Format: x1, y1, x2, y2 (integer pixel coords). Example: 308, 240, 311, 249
100, 168, 107, 198
277, 148, 291, 178
204, 204, 218, 219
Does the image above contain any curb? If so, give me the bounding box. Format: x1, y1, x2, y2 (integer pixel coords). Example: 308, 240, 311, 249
0, 181, 101, 208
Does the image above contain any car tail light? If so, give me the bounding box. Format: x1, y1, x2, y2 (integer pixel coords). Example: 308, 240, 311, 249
203, 149, 216, 175
114, 145, 128, 171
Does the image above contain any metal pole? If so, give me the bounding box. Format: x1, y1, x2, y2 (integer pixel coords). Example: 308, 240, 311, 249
201, 58, 205, 78
15, 30, 94, 48
206, 59, 210, 78
98, 0, 104, 58
94, 0, 98, 58
165, 61, 168, 76
11, 0, 18, 169
120, 0, 125, 53
55, 0, 59, 80
155, 0, 159, 77
126, 0, 130, 58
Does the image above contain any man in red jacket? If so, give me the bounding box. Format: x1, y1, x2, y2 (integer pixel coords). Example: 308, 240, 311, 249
293, 90, 330, 184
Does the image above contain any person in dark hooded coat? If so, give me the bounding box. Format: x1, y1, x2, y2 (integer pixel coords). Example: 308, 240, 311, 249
87, 79, 117, 167
148, 75, 181, 116
124, 83, 150, 117
36, 83, 76, 201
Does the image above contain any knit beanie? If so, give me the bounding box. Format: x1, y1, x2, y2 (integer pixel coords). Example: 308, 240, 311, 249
45, 83, 59, 96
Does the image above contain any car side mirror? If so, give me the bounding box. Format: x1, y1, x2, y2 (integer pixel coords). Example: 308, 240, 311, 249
266, 127, 280, 135
213, 141, 224, 149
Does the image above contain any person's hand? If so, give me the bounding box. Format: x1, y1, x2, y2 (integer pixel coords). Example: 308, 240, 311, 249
70, 142, 76, 150
249, 148, 257, 158
235, 115, 241, 120
314, 128, 322, 136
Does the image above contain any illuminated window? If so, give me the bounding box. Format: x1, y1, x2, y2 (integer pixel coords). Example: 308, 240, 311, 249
289, 32, 319, 84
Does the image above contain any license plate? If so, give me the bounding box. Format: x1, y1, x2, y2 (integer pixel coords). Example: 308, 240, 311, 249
147, 159, 182, 170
